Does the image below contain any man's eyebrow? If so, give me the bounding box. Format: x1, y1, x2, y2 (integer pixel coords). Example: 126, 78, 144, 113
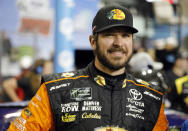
102, 30, 131, 34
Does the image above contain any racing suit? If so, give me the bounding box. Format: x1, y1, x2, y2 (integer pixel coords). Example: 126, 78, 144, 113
8, 62, 168, 131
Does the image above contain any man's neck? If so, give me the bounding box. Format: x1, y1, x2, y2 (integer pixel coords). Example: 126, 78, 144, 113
94, 59, 125, 76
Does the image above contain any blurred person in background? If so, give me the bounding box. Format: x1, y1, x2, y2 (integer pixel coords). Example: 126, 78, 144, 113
180, 35, 188, 54
7, 4, 168, 131
2, 57, 53, 102
154, 37, 178, 71
128, 51, 167, 92
164, 51, 188, 113
0, 31, 12, 57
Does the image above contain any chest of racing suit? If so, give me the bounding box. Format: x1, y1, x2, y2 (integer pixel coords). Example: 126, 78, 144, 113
43, 63, 164, 131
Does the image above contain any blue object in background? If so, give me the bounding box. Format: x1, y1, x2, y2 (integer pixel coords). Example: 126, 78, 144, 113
181, 119, 188, 131
54, 0, 75, 73
0, 101, 28, 131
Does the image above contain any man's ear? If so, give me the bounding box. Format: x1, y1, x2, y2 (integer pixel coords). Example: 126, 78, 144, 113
89, 35, 96, 50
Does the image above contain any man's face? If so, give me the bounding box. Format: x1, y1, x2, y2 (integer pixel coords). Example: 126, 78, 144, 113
177, 58, 188, 73
93, 27, 133, 71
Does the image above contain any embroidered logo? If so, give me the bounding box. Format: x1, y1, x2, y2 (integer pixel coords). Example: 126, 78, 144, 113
144, 91, 161, 101
95, 126, 128, 131
94, 75, 106, 86
129, 89, 142, 101
71, 87, 92, 101
136, 79, 150, 86
122, 79, 127, 88
23, 108, 32, 118
61, 102, 79, 112
82, 112, 101, 119
62, 113, 76, 122
107, 9, 125, 20
61, 72, 75, 77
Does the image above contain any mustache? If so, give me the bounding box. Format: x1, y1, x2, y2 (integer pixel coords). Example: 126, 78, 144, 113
108, 47, 126, 53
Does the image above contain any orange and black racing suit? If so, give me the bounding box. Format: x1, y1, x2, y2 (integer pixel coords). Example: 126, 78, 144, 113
8, 62, 168, 131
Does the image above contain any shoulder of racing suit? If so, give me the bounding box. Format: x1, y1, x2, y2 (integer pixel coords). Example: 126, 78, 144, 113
41, 64, 164, 96
41, 67, 89, 85
126, 73, 165, 95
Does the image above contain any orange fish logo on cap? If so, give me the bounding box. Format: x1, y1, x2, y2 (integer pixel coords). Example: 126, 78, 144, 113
107, 9, 125, 20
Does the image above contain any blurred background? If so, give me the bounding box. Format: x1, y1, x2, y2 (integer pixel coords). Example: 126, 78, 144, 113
0, 0, 188, 130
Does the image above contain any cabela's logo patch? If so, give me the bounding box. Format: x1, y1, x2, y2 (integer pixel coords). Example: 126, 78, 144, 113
107, 9, 125, 20
70, 87, 92, 101
82, 112, 101, 119
62, 113, 76, 122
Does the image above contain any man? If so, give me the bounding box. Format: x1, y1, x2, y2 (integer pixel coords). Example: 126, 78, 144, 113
165, 51, 188, 113
3, 59, 52, 102
0, 31, 12, 57
8, 4, 168, 131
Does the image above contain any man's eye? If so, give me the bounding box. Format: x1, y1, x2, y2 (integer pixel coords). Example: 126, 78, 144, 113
122, 33, 131, 37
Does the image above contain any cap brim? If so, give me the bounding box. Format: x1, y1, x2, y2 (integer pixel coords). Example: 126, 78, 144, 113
95, 24, 138, 34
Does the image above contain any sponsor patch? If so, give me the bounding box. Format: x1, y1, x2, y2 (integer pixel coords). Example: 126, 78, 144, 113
82, 112, 101, 119
107, 9, 125, 20
16, 116, 26, 125
129, 89, 142, 101
62, 113, 76, 122
50, 83, 71, 91
95, 126, 128, 131
35, 94, 42, 101
61, 102, 79, 112
13, 120, 25, 131
126, 112, 144, 120
127, 89, 144, 107
122, 79, 127, 88
71, 87, 92, 101
82, 101, 102, 111
127, 98, 144, 107
30, 101, 39, 108
136, 79, 150, 86
126, 104, 144, 114
144, 91, 161, 101
23, 108, 32, 118
94, 75, 106, 86
61, 72, 75, 77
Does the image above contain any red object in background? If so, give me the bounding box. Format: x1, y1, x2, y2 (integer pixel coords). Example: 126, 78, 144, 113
168, 0, 174, 4
164, 0, 174, 4
15, 88, 24, 100
19, 17, 51, 35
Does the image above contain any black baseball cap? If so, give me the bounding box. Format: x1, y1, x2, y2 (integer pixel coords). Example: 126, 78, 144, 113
92, 4, 138, 34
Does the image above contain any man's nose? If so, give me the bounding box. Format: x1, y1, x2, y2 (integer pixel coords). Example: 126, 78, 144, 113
113, 35, 123, 47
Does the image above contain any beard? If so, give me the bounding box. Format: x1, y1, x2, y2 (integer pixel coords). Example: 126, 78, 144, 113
95, 41, 132, 71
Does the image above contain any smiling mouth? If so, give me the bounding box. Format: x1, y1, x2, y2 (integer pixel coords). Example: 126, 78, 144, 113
111, 51, 124, 55
108, 48, 126, 53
